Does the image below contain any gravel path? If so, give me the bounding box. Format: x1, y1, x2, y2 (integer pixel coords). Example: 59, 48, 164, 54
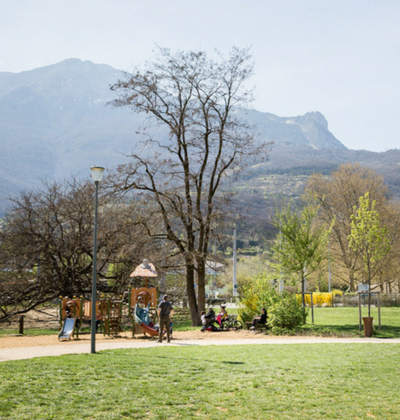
1, 332, 400, 362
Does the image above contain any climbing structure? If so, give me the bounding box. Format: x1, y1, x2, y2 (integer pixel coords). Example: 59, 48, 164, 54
98, 295, 124, 337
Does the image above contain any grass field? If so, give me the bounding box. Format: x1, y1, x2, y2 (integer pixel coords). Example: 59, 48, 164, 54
1, 343, 399, 419
299, 307, 400, 338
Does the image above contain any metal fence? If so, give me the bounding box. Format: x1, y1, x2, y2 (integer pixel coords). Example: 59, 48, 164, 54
333, 293, 400, 307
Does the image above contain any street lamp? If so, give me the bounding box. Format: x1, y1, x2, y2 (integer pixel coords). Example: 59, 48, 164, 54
90, 165, 105, 354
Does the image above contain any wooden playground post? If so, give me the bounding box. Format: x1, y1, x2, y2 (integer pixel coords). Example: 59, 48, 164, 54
19, 316, 24, 335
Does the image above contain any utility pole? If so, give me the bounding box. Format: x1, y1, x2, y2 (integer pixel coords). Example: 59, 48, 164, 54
233, 228, 238, 297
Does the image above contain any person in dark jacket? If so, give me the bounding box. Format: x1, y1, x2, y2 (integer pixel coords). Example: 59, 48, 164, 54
205, 307, 215, 323
157, 295, 174, 343
250, 308, 267, 330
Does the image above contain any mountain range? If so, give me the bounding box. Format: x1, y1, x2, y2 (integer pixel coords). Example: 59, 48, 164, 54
0, 58, 399, 216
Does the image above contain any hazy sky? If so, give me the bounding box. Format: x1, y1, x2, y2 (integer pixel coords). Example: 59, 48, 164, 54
1, 0, 399, 152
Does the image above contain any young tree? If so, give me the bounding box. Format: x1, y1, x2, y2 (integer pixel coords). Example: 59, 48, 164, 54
110, 47, 271, 325
306, 163, 390, 291
348, 193, 391, 316
272, 201, 330, 310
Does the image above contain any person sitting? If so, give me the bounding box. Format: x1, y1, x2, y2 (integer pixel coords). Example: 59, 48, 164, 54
215, 304, 228, 327
219, 305, 228, 320
204, 306, 215, 327
250, 308, 267, 330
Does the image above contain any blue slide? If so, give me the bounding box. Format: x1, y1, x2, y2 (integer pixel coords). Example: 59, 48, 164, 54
58, 318, 76, 340
134, 303, 159, 336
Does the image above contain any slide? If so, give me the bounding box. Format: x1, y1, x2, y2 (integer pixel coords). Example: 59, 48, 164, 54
134, 303, 159, 336
58, 318, 76, 340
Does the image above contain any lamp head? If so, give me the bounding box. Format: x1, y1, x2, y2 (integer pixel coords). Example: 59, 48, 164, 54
90, 166, 105, 183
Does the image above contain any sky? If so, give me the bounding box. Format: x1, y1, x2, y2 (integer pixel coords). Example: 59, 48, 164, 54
0, 0, 399, 152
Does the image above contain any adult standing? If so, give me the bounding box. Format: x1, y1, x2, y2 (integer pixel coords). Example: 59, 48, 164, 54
157, 295, 174, 343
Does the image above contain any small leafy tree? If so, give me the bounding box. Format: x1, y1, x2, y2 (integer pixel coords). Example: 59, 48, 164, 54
272, 201, 330, 311
348, 193, 391, 316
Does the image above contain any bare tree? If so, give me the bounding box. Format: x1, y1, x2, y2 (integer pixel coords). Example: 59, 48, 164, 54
110, 47, 271, 324
0, 178, 165, 321
306, 163, 392, 291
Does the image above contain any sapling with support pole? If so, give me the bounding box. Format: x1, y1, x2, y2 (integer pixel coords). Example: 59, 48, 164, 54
358, 290, 381, 336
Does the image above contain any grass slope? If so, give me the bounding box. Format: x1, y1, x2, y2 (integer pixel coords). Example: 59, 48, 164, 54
1, 344, 399, 419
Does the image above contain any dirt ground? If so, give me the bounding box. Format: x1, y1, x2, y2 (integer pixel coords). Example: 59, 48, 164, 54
0, 307, 267, 349
0, 328, 270, 349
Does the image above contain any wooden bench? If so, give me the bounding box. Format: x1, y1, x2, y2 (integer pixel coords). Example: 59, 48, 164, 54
245, 321, 268, 332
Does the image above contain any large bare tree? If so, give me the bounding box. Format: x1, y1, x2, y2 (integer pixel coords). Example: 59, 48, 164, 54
111, 47, 271, 324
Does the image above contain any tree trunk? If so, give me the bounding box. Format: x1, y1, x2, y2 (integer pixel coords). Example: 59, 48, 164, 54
349, 271, 355, 292
301, 275, 306, 324
197, 258, 206, 317
367, 259, 371, 317
185, 260, 199, 326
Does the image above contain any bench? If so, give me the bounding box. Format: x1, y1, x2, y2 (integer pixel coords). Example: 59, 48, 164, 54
245, 321, 268, 332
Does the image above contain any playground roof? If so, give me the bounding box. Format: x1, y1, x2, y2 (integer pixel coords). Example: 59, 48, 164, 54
130, 262, 157, 277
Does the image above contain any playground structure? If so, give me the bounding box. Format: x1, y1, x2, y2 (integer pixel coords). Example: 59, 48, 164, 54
129, 285, 159, 337
58, 259, 160, 340
98, 295, 124, 336
129, 260, 159, 337
58, 296, 83, 340
59, 295, 124, 339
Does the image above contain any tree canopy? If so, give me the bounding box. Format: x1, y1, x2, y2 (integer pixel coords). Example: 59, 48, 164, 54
272, 201, 329, 308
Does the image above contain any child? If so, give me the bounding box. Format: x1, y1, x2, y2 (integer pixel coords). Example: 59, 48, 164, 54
200, 311, 207, 332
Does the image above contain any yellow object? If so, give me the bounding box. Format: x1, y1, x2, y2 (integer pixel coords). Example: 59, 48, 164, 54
296, 292, 333, 306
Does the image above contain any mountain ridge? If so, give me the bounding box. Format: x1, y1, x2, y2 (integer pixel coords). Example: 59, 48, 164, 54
0, 58, 399, 215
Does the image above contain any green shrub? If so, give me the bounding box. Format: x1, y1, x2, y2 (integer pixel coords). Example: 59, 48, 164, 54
238, 273, 305, 330
268, 291, 305, 330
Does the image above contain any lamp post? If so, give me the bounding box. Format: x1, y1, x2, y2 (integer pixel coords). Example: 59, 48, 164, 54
90, 165, 105, 354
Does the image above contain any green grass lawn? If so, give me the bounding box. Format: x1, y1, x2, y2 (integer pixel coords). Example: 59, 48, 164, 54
1, 344, 399, 419
298, 307, 400, 338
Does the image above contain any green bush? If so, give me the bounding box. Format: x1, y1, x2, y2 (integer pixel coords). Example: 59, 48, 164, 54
238, 273, 305, 331
268, 291, 305, 332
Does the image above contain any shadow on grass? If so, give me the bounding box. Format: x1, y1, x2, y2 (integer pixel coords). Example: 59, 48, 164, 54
300, 323, 360, 335
145, 354, 245, 365
222, 361, 245, 365
374, 325, 400, 338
